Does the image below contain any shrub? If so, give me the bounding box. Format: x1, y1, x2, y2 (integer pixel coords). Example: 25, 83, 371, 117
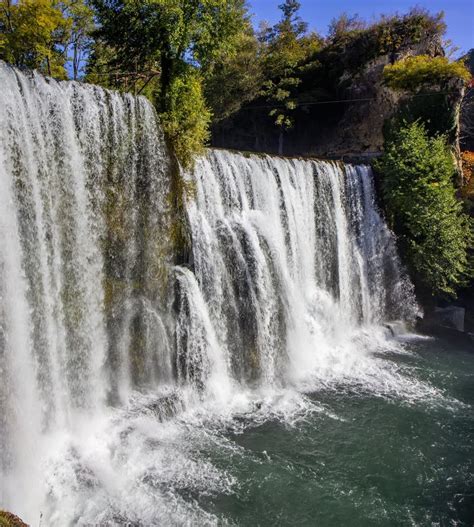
160, 72, 211, 169
383, 55, 471, 92
374, 121, 473, 298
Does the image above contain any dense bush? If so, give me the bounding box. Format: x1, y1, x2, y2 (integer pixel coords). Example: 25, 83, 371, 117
383, 55, 470, 91
374, 122, 473, 298
314, 9, 446, 81
161, 72, 211, 169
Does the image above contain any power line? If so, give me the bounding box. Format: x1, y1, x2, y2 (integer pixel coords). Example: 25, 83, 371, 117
244, 90, 461, 110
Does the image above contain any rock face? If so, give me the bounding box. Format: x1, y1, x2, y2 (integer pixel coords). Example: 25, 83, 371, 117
211, 36, 456, 160
433, 306, 466, 332
0, 511, 29, 527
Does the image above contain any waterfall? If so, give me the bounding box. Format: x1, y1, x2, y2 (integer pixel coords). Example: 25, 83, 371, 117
0, 63, 173, 520
0, 64, 417, 525
176, 151, 416, 397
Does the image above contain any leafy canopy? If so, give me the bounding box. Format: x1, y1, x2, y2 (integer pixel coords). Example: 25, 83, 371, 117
259, 0, 322, 130
90, 0, 247, 166
374, 121, 473, 298
0, 0, 71, 78
90, 0, 246, 105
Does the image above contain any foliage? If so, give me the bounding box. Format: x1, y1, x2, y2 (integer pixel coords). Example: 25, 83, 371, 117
374, 9, 445, 55
0, 510, 27, 527
258, 0, 322, 131
161, 71, 211, 169
0, 0, 71, 78
90, 0, 246, 165
204, 21, 263, 122
374, 121, 473, 298
327, 13, 365, 41
90, 0, 246, 109
319, 8, 446, 80
385, 92, 456, 142
383, 55, 471, 92
461, 151, 474, 214
461, 151, 474, 183
60, 0, 94, 79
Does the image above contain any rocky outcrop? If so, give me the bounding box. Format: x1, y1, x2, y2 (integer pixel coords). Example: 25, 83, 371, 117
211, 35, 461, 161
0, 511, 29, 527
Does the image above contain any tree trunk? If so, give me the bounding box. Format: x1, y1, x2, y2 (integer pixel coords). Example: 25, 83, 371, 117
159, 51, 174, 113
73, 44, 78, 80
278, 130, 284, 155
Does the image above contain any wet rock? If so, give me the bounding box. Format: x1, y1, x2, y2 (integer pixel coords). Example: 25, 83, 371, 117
433, 306, 465, 332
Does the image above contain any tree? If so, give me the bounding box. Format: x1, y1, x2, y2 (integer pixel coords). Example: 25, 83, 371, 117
327, 12, 365, 41
374, 121, 473, 299
90, 0, 246, 112
0, 0, 71, 78
259, 0, 321, 152
61, 0, 95, 80
89, 0, 247, 165
203, 20, 263, 122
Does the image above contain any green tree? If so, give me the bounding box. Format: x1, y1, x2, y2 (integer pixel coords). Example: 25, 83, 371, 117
259, 0, 321, 152
90, 0, 246, 110
374, 121, 473, 299
203, 20, 263, 122
89, 0, 247, 165
0, 0, 71, 78
61, 0, 95, 80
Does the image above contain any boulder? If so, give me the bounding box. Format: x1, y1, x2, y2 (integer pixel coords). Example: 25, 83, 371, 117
433, 306, 465, 332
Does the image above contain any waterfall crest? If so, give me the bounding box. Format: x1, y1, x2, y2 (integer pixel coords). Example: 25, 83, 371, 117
0, 64, 417, 524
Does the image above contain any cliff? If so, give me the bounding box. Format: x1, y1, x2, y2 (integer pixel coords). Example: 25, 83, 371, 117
211, 32, 462, 162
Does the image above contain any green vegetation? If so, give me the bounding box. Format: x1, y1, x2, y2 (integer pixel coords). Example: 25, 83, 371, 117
374, 122, 473, 298
310, 8, 446, 88
89, 0, 246, 167
383, 55, 470, 92
258, 0, 322, 136
203, 21, 263, 122
1, 1, 461, 169
0, 0, 71, 78
161, 72, 211, 168
0, 0, 94, 79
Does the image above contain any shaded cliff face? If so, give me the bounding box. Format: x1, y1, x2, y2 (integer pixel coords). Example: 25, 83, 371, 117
211, 36, 454, 160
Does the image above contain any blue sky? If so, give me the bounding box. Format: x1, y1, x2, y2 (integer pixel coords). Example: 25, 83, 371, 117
248, 0, 474, 56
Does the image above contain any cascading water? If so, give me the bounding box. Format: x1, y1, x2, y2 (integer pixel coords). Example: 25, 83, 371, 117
0, 63, 438, 526
0, 62, 173, 522
176, 151, 416, 397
